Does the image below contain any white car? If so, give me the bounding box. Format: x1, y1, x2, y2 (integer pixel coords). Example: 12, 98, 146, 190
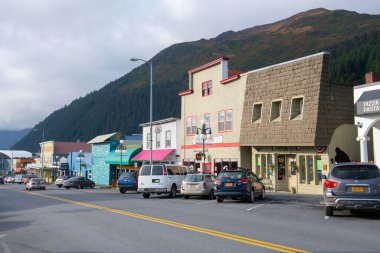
14, 174, 25, 184
138, 164, 188, 198
26, 178, 46, 191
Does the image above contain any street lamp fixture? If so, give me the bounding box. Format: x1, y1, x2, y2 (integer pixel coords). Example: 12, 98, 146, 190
130, 57, 153, 165
119, 140, 125, 174
193, 119, 213, 173
77, 150, 85, 177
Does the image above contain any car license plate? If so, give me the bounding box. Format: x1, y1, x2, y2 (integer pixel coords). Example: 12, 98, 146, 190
225, 182, 233, 187
152, 179, 160, 183
352, 186, 364, 192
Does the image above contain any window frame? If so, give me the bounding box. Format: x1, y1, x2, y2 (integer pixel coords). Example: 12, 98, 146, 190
165, 130, 172, 148
290, 96, 304, 121
204, 113, 210, 129
252, 102, 263, 123
186, 116, 197, 135
270, 99, 283, 122
156, 132, 161, 149
202, 80, 212, 97
146, 133, 151, 149
218, 109, 233, 132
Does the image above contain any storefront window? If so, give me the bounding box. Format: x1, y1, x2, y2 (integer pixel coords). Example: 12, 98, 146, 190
261, 155, 267, 179
268, 155, 273, 176
307, 156, 314, 184
255, 154, 261, 176
316, 156, 322, 185
299, 156, 306, 184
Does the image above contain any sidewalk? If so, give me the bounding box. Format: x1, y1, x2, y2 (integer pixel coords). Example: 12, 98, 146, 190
266, 191, 324, 205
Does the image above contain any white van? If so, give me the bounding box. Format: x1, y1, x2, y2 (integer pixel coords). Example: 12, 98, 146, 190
138, 164, 188, 198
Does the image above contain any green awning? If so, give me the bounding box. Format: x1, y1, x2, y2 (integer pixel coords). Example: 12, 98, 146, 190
105, 148, 141, 165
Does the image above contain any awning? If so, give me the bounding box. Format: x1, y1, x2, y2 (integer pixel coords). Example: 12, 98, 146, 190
356, 89, 380, 116
131, 149, 175, 161
105, 148, 141, 165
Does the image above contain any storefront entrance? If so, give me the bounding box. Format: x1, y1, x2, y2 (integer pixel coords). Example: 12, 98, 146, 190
276, 155, 288, 191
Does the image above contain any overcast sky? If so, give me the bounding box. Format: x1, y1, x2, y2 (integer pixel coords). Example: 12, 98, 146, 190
0, 0, 379, 131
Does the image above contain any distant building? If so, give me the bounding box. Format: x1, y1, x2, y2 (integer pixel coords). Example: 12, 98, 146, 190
132, 118, 181, 165
0, 150, 33, 176
35, 141, 91, 182
88, 132, 121, 186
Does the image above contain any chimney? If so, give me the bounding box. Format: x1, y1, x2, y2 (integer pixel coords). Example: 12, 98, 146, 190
365, 72, 380, 84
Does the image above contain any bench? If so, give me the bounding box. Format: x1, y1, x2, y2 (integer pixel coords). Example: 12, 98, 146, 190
261, 179, 274, 192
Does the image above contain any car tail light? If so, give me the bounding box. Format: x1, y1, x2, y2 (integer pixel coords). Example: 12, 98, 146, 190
324, 180, 339, 188
163, 168, 167, 176
134, 177, 137, 183
203, 182, 207, 189
377, 182, 380, 188
238, 178, 248, 183
214, 179, 220, 184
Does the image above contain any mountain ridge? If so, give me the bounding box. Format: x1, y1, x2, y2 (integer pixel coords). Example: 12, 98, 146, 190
12, 8, 380, 152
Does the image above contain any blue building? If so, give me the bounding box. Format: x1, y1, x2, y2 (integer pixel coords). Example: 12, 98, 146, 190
66, 152, 92, 178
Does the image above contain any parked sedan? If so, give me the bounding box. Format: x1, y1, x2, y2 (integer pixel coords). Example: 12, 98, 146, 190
181, 174, 216, 199
0, 176, 4, 184
214, 168, 265, 203
6, 177, 15, 183
322, 162, 380, 216
55, 175, 72, 188
63, 177, 95, 189
26, 178, 45, 191
118, 171, 138, 194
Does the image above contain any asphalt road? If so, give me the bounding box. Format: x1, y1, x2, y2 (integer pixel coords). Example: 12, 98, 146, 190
1, 183, 380, 253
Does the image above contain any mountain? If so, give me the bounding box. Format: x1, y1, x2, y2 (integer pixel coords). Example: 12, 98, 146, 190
13, 8, 380, 152
0, 129, 31, 149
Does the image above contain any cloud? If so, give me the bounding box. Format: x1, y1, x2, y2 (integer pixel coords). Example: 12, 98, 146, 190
0, 0, 379, 130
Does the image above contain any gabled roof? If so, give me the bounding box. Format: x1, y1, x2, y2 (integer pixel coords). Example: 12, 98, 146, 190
0, 150, 32, 159
88, 132, 119, 144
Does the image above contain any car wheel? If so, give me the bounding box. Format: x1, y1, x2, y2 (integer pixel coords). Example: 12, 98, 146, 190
90, 184, 95, 189
29, 188, 32, 191
169, 185, 177, 198
143, 192, 150, 198
325, 206, 334, 216
57, 185, 62, 188
259, 188, 265, 200
80, 184, 84, 189
184, 195, 190, 199
25, 188, 28, 191
65, 187, 70, 189
42, 187, 45, 190
208, 190, 215, 200
119, 188, 127, 194
247, 189, 255, 203
216, 196, 224, 203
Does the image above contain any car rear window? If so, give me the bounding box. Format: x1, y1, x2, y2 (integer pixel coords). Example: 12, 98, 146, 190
120, 172, 135, 179
152, 166, 163, 176
332, 165, 380, 179
218, 171, 245, 179
140, 166, 151, 176
184, 175, 204, 182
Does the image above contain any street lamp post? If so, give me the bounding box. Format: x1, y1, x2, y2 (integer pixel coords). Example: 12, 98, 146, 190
119, 140, 125, 174
77, 150, 85, 177
194, 119, 213, 174
130, 57, 153, 165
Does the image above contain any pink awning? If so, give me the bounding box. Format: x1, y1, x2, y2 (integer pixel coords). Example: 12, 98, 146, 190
131, 149, 175, 161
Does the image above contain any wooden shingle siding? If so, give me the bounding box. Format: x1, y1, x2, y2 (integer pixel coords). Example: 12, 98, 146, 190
240, 53, 353, 147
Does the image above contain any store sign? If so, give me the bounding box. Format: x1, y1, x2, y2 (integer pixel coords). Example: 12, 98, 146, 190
356, 99, 380, 115
193, 136, 223, 145
356, 89, 380, 116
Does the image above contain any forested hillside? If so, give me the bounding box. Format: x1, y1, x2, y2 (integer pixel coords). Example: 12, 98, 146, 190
13, 8, 380, 152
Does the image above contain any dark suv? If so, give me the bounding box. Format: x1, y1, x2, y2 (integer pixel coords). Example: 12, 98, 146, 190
322, 162, 380, 216
214, 168, 265, 203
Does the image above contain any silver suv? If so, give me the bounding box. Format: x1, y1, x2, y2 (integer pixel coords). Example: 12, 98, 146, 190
322, 162, 380, 216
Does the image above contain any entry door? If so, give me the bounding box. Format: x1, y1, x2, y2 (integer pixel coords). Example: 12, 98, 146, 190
287, 156, 297, 192
276, 155, 289, 191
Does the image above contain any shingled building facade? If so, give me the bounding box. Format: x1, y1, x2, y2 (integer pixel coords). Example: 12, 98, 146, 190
240, 52, 359, 194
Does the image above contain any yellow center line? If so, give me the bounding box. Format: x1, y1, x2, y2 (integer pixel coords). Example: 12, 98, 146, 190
7, 188, 311, 253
